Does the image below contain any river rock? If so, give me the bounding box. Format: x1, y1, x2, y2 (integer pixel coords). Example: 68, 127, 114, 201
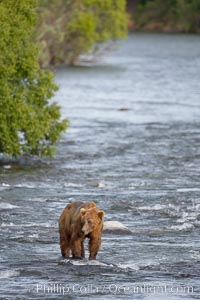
103, 221, 132, 234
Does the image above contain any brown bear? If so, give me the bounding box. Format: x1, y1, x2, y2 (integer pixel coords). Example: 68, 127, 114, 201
58, 201, 104, 260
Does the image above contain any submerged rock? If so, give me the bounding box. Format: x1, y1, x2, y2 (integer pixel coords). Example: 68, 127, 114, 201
103, 221, 132, 234
118, 107, 129, 111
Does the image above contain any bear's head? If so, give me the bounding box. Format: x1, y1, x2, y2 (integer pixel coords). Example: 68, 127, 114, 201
80, 207, 104, 235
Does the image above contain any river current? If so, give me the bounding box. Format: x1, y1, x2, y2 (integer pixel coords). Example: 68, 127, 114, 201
0, 34, 200, 299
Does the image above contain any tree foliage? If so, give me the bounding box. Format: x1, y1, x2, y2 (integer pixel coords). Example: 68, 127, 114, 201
133, 0, 200, 32
0, 0, 68, 158
36, 0, 128, 66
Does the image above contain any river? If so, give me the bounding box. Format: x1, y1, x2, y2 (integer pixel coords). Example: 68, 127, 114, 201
0, 34, 200, 299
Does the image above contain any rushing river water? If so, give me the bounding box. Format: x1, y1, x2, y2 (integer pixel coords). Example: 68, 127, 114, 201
0, 34, 200, 300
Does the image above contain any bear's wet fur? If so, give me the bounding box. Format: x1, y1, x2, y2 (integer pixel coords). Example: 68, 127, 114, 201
58, 201, 104, 260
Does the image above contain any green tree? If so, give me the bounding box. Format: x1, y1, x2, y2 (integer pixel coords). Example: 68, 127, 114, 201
0, 0, 68, 158
36, 0, 128, 66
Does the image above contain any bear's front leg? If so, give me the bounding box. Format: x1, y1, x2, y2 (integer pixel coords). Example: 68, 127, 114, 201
89, 237, 101, 260
71, 238, 83, 259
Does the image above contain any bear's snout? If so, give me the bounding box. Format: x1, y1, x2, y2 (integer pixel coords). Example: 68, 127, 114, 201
82, 223, 91, 235
80, 228, 85, 235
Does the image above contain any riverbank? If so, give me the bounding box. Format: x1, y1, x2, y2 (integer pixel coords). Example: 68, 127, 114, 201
128, 17, 200, 33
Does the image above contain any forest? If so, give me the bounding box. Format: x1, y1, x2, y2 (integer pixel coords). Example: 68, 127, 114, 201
128, 0, 200, 33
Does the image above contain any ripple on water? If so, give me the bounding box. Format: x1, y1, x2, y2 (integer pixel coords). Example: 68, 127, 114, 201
0, 203, 19, 210
0, 269, 20, 279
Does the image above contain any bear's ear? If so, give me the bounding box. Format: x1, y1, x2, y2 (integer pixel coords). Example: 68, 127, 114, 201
98, 211, 104, 220
88, 202, 96, 208
80, 208, 86, 215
